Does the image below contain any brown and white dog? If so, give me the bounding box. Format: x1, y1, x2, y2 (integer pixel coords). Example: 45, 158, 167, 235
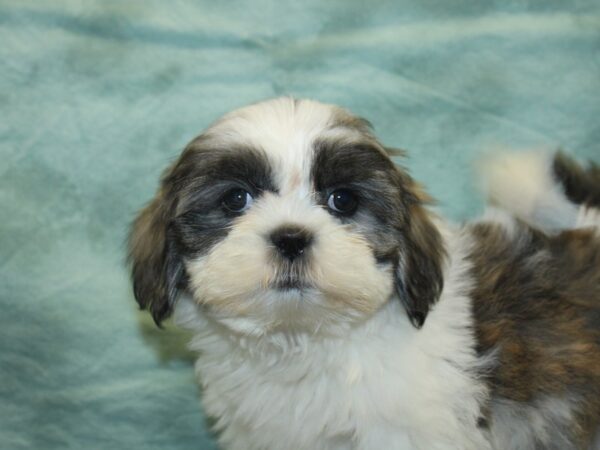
128, 98, 600, 450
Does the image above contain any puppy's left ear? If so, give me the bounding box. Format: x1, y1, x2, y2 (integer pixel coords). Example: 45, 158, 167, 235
395, 181, 445, 329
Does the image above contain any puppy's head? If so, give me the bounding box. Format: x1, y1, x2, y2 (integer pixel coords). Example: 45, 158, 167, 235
129, 98, 444, 335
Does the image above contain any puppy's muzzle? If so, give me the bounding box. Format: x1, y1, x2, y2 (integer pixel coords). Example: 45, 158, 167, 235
270, 225, 313, 261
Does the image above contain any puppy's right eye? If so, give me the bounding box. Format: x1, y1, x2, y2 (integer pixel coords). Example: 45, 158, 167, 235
327, 189, 358, 215
222, 188, 253, 213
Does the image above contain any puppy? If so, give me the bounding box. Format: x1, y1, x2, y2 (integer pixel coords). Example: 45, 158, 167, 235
128, 98, 600, 450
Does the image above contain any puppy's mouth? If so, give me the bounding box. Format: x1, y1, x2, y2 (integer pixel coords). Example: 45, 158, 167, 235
274, 276, 310, 291
272, 271, 311, 291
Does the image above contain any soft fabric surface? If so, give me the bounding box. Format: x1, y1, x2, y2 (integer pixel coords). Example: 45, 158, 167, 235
1, 1, 599, 448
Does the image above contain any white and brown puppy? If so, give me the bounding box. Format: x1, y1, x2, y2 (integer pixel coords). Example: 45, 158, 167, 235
128, 98, 600, 450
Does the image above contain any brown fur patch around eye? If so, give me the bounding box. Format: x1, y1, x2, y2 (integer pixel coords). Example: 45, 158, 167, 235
468, 222, 600, 446
553, 151, 600, 208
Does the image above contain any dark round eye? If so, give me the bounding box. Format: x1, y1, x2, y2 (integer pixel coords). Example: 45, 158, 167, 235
222, 188, 253, 213
327, 189, 358, 214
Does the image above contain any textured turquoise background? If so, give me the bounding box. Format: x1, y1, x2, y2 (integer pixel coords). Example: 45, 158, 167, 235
1, 1, 599, 449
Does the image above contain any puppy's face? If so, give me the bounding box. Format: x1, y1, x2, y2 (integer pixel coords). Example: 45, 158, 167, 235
129, 98, 444, 335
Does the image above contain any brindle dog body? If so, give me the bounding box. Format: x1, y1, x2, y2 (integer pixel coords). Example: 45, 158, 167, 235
472, 153, 600, 449
470, 222, 600, 448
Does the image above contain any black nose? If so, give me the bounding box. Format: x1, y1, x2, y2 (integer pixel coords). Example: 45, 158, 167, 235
270, 226, 313, 261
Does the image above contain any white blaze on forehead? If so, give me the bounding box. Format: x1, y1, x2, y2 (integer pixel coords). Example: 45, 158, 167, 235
204, 98, 348, 196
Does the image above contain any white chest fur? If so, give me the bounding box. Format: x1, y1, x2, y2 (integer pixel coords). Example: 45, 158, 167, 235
175, 231, 492, 450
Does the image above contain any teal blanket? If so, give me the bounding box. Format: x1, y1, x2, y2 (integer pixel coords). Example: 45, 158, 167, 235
1, 1, 598, 448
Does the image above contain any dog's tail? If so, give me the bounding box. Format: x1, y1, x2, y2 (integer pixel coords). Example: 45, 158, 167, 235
478, 150, 600, 231
552, 152, 600, 208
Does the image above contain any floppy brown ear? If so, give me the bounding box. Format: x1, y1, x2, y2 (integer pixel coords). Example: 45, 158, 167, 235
394, 181, 446, 328
128, 186, 184, 326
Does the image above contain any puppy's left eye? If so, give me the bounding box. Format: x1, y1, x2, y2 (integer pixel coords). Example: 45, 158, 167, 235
222, 188, 254, 213
327, 189, 358, 215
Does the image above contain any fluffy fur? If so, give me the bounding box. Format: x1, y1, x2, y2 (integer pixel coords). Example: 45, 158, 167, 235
129, 98, 600, 449
478, 150, 600, 232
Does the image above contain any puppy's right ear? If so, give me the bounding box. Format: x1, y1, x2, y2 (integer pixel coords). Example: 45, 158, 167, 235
128, 185, 184, 326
